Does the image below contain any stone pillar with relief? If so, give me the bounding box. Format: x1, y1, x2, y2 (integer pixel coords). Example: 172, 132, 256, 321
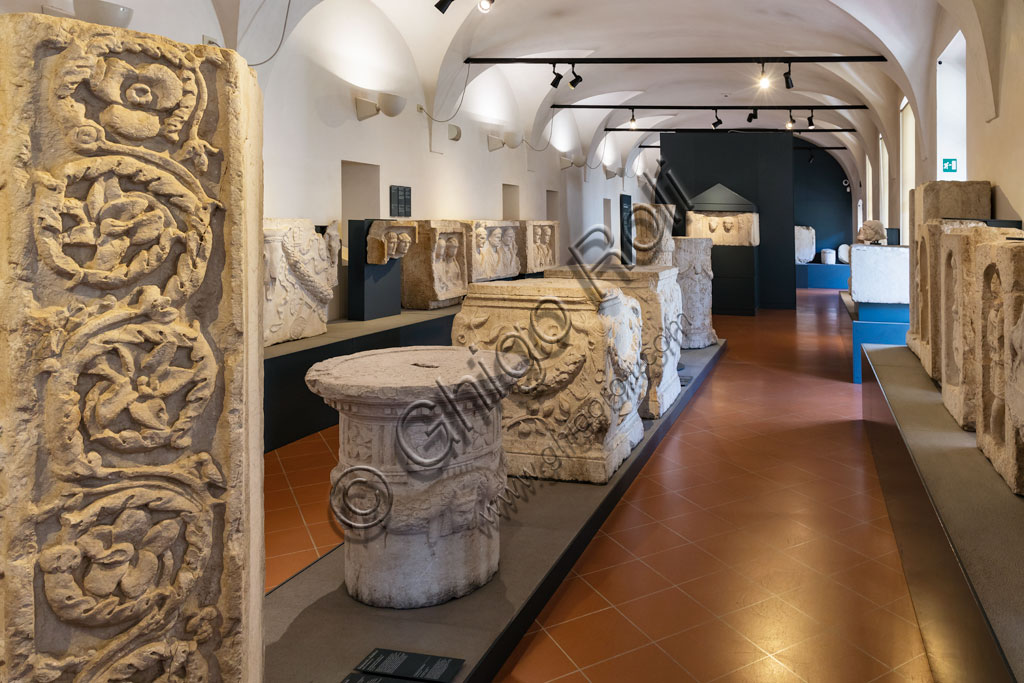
973, 241, 1024, 494
401, 220, 468, 310
672, 237, 719, 349
546, 265, 682, 419
633, 204, 677, 266
939, 225, 1019, 430
452, 279, 647, 483
306, 347, 516, 609
0, 14, 264, 682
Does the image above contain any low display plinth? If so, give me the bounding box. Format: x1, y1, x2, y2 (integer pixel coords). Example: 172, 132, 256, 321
712, 246, 758, 315
265, 342, 727, 683
863, 345, 1020, 682
795, 262, 851, 289
851, 303, 910, 384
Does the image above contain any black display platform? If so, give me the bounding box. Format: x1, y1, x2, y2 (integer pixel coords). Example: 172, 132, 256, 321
264, 341, 727, 683
862, 345, 1021, 682
348, 219, 403, 321
711, 245, 759, 315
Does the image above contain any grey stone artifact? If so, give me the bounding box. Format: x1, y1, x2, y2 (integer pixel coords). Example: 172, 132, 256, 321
974, 241, 1024, 494
795, 226, 816, 264
467, 220, 522, 282
856, 220, 888, 244
672, 237, 719, 349
306, 347, 518, 609
401, 220, 468, 310
517, 220, 561, 273
939, 225, 1018, 430
686, 211, 760, 246
820, 248, 837, 265
633, 204, 677, 266
546, 265, 682, 419
838, 244, 852, 264
452, 279, 647, 483
263, 218, 341, 346
367, 220, 416, 265
0, 14, 264, 682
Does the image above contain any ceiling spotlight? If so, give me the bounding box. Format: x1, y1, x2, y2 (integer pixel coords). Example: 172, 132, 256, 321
569, 64, 583, 89
550, 64, 563, 89
629, 109, 637, 130
786, 110, 795, 130
808, 152, 816, 165
435, 0, 456, 13
758, 64, 771, 90
747, 108, 758, 123
711, 109, 723, 129
784, 63, 794, 90
477, 0, 492, 13
807, 112, 815, 129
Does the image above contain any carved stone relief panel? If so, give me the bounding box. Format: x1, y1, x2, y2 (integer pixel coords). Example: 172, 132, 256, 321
367, 220, 416, 265
672, 237, 719, 349
975, 241, 1024, 494
0, 14, 263, 682
633, 204, 677, 266
686, 211, 760, 246
466, 221, 523, 282
517, 220, 561, 273
940, 226, 1018, 430
452, 279, 647, 483
263, 218, 341, 346
401, 221, 468, 310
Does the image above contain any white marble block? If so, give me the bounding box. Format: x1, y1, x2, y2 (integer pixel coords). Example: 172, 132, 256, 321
264, 219, 341, 346
401, 221, 468, 310
974, 241, 1024, 494
795, 226, 816, 263
452, 279, 647, 483
0, 14, 264, 681
939, 225, 1019, 430
466, 220, 523, 282
633, 204, 677, 266
673, 237, 719, 349
908, 181, 991, 376
367, 220, 416, 265
306, 347, 516, 608
838, 244, 852, 264
849, 246, 909, 304
517, 220, 561, 273
547, 265, 682, 419
686, 211, 760, 246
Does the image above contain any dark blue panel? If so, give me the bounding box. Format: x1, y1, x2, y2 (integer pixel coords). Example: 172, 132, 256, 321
794, 143, 854, 255
852, 320, 910, 383
858, 303, 911, 323
796, 263, 851, 289
347, 219, 402, 321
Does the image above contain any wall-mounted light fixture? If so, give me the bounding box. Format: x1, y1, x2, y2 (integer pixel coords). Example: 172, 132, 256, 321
72, 0, 133, 27
604, 167, 619, 180
559, 156, 574, 170
448, 124, 462, 141
355, 93, 407, 121
487, 134, 505, 152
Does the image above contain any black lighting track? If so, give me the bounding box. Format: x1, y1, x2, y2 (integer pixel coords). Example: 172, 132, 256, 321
552, 104, 869, 111
606, 127, 859, 133
639, 144, 661, 149
796, 145, 848, 150
464, 55, 887, 65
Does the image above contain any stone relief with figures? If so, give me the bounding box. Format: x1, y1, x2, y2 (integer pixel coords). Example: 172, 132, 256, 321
673, 237, 719, 350
633, 204, 677, 266
401, 221, 469, 310
686, 210, 760, 247
467, 221, 522, 282
0, 14, 262, 682
263, 218, 341, 346
367, 220, 416, 265
452, 279, 647, 484
517, 220, 561, 273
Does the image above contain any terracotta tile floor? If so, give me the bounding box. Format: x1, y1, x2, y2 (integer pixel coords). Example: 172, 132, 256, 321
496, 290, 934, 683
264, 423, 344, 592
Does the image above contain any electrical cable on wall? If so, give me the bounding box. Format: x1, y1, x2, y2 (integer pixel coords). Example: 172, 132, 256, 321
250, 0, 293, 67
418, 65, 474, 123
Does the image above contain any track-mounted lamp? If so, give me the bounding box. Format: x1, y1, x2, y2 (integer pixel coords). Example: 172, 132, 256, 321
477, 0, 493, 13
758, 63, 771, 90
569, 65, 583, 89
786, 110, 796, 130
784, 63, 794, 90
550, 64, 563, 89
747, 108, 758, 123
629, 109, 637, 130
435, 0, 456, 13
711, 109, 723, 129
807, 112, 815, 129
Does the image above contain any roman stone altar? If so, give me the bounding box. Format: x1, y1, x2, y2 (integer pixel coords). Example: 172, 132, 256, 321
401, 220, 468, 310
673, 237, 719, 349
546, 265, 682, 419
686, 211, 760, 246
517, 220, 561, 273
452, 279, 647, 483
306, 347, 517, 609
263, 218, 341, 346
0, 14, 263, 681
467, 220, 523, 282
633, 204, 677, 266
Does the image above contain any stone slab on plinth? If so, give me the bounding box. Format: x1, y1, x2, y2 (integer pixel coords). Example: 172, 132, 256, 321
306, 346, 517, 609
633, 204, 677, 266
264, 218, 341, 346
974, 242, 1024, 494
517, 220, 560, 273
401, 220, 468, 310
939, 225, 1019, 430
686, 211, 760, 246
850, 245, 910, 304
673, 237, 719, 349
546, 265, 682, 419
0, 14, 264, 682
452, 279, 647, 483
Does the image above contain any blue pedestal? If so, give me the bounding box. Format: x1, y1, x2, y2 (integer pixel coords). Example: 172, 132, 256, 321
851, 302, 910, 383
796, 262, 851, 289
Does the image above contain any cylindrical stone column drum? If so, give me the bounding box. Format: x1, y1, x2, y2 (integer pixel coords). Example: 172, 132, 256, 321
306, 346, 518, 609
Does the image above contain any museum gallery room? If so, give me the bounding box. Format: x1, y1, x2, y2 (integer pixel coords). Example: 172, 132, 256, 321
5, 0, 1024, 681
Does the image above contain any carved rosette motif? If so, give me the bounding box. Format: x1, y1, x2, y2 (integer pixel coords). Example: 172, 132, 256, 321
0, 17, 257, 682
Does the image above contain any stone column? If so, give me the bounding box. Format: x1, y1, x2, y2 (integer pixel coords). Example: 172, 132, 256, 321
546, 265, 682, 419
939, 225, 1018, 429
452, 279, 647, 483
633, 204, 677, 266
974, 241, 1024, 494
306, 347, 516, 608
672, 237, 719, 349
0, 15, 263, 682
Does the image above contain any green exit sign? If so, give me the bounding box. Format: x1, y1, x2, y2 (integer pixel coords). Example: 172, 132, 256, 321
943, 158, 958, 173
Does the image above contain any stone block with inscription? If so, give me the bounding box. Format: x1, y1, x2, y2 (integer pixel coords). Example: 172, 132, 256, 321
0, 14, 263, 681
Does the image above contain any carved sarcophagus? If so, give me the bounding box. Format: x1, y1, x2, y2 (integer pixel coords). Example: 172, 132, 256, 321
0, 14, 263, 682
401, 220, 468, 310
546, 265, 682, 419
306, 347, 515, 609
452, 279, 647, 483
263, 218, 340, 346
673, 237, 719, 350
